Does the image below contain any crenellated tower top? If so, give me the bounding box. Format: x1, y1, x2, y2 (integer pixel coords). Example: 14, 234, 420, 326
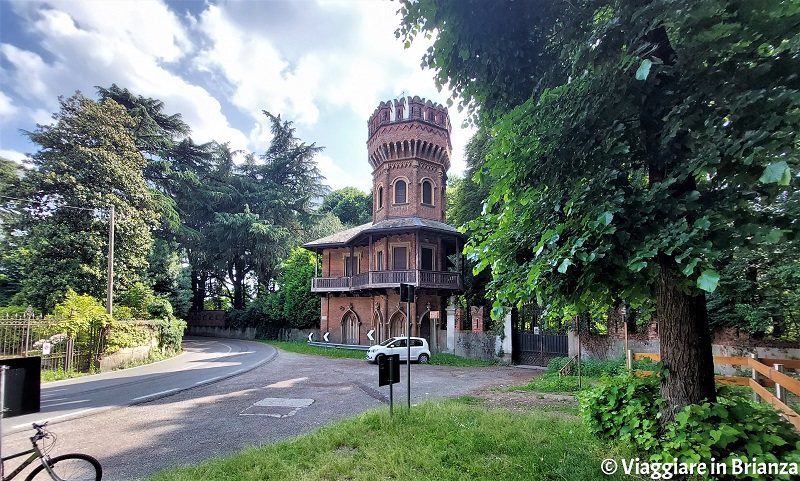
367, 96, 452, 223
366, 96, 452, 172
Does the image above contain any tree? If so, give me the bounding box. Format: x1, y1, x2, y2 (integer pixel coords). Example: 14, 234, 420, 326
17, 93, 157, 310
319, 187, 372, 227
447, 128, 494, 308
400, 0, 800, 418
0, 157, 26, 304
271, 248, 320, 328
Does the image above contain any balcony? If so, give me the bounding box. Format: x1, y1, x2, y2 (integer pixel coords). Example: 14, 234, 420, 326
311, 270, 462, 293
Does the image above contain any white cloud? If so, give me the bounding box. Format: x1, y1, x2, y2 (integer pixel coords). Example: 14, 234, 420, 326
195, 5, 321, 127
316, 153, 370, 192
0, 91, 19, 120
0, 149, 27, 163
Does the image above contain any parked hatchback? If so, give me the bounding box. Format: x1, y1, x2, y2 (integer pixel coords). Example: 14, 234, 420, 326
366, 337, 431, 364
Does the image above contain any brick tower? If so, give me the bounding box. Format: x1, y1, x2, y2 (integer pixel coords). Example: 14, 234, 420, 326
367, 96, 452, 223
304, 96, 463, 350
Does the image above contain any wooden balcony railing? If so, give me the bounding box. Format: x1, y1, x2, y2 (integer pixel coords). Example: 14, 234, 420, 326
311, 270, 461, 293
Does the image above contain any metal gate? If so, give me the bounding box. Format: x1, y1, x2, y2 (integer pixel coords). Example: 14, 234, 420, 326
0, 315, 103, 372
512, 332, 568, 366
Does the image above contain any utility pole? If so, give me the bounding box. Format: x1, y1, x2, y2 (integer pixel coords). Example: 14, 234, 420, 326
106, 204, 115, 316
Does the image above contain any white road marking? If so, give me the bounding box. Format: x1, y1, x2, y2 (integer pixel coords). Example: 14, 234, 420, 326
195, 376, 222, 385
42, 400, 89, 408
132, 388, 180, 401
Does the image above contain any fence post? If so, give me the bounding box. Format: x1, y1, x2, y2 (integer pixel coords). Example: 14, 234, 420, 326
750, 353, 760, 402
627, 349, 634, 370
774, 364, 785, 403
65, 337, 74, 372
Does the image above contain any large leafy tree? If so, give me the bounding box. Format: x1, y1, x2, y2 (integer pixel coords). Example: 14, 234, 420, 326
400, 0, 800, 418
17, 93, 157, 310
319, 187, 372, 227
0, 157, 26, 304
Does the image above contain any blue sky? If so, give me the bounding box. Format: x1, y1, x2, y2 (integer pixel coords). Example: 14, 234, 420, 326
0, 0, 473, 192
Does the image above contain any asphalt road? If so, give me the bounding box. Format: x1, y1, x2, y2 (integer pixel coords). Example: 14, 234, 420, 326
1, 338, 536, 481
3, 337, 275, 433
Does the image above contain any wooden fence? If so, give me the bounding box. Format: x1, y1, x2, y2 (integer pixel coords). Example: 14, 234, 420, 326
633, 352, 800, 430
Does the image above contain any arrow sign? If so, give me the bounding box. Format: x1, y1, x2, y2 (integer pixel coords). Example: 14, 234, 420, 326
367, 329, 375, 341
323, 332, 330, 342
308, 332, 314, 342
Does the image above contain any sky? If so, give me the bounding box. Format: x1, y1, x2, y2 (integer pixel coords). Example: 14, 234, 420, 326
0, 0, 474, 193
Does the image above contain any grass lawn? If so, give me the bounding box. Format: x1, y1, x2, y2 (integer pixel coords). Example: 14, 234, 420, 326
263, 340, 498, 367
145, 398, 641, 481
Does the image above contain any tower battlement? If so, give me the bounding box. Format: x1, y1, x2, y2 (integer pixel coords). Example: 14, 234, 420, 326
367, 95, 451, 139
367, 96, 452, 172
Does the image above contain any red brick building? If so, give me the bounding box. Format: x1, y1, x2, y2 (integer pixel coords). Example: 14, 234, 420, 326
303, 96, 464, 351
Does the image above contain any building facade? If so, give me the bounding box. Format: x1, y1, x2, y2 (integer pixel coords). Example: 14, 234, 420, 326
303, 96, 464, 351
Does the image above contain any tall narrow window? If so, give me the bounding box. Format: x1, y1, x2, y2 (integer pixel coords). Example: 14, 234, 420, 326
345, 256, 360, 276
394, 180, 407, 204
422, 180, 433, 205
392, 246, 408, 270
421, 247, 434, 271
376, 251, 384, 271
377, 186, 383, 209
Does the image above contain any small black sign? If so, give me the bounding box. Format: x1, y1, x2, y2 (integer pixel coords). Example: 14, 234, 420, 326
378, 354, 400, 387
1, 357, 41, 418
400, 283, 415, 302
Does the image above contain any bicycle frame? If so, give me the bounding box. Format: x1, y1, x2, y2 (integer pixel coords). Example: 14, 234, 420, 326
1, 438, 63, 481
1, 444, 42, 481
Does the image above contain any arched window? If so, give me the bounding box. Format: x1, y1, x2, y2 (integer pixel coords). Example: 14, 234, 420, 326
421, 180, 433, 205
394, 179, 407, 204
377, 186, 384, 209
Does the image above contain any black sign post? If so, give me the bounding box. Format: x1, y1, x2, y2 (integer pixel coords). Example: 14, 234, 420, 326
378, 354, 400, 416
400, 283, 415, 412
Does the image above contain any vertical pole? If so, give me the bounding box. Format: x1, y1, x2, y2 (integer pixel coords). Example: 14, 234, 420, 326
389, 356, 394, 417
627, 349, 634, 372
774, 364, 785, 403
107, 204, 115, 317
0, 364, 7, 473
750, 353, 760, 402
624, 317, 630, 369
577, 317, 582, 389
407, 300, 411, 413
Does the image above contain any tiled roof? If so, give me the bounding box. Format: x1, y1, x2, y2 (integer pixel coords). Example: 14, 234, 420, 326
302, 217, 463, 249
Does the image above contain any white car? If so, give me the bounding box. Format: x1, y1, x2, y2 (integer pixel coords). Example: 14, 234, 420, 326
366, 337, 431, 364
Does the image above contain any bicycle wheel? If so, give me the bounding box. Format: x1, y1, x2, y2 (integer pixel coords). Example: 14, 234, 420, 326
25, 453, 102, 481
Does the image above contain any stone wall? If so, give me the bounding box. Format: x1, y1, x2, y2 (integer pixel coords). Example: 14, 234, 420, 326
445, 306, 512, 363
570, 332, 800, 375
187, 325, 318, 342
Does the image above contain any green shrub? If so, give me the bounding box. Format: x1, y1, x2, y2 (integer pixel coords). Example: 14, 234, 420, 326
547, 356, 572, 373
104, 320, 154, 354
651, 388, 800, 479
580, 373, 663, 452
155, 315, 186, 354
582, 377, 800, 480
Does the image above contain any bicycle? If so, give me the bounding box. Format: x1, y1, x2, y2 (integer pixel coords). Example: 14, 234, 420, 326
1, 422, 101, 481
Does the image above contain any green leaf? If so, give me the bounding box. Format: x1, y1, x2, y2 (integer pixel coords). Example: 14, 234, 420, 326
598, 211, 613, 227
682, 258, 700, 276
766, 229, 783, 244
558, 258, 573, 273
758, 161, 791, 185
697, 269, 720, 293
635, 59, 652, 81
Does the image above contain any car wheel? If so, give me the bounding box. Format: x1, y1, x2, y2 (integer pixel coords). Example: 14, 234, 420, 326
417, 353, 430, 364
375, 354, 385, 364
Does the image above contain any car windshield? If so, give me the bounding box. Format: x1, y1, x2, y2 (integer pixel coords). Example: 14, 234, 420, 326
378, 338, 395, 346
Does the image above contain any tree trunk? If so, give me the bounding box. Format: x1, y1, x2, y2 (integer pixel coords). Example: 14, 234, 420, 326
656, 256, 717, 421
190, 270, 207, 312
